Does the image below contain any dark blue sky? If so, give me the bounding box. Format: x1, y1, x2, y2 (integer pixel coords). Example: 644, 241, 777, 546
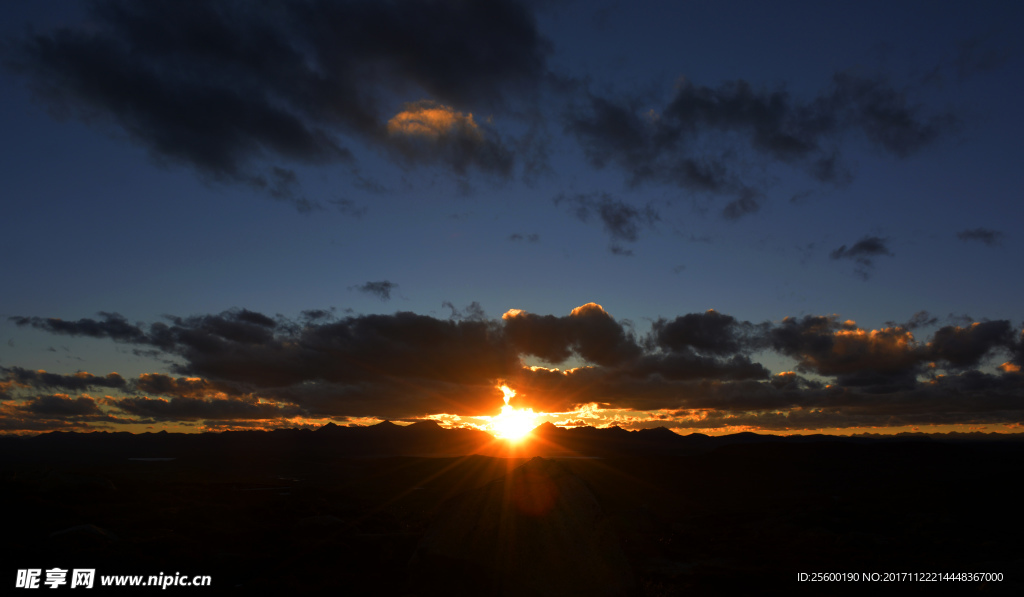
2, 0, 1022, 435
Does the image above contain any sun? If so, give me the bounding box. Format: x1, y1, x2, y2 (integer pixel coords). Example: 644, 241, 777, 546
492, 403, 538, 442
490, 385, 537, 442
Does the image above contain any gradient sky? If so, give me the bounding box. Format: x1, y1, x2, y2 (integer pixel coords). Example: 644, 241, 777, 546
2, 0, 1022, 436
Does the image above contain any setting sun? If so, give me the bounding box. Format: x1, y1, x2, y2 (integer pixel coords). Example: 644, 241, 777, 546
490, 385, 538, 442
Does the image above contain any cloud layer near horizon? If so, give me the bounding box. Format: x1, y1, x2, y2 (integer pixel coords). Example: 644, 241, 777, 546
4, 304, 1022, 433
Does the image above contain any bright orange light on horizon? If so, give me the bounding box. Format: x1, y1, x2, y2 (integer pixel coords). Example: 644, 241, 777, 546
489, 384, 537, 442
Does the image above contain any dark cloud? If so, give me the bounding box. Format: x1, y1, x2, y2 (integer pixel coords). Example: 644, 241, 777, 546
887, 311, 939, 331
928, 320, 1015, 369
829, 72, 958, 158
233, 309, 277, 328
508, 233, 540, 242
502, 303, 642, 368
255, 167, 320, 212
721, 191, 760, 220
631, 353, 769, 383
9, 312, 148, 343
829, 235, 893, 278
829, 235, 893, 263
651, 310, 756, 357
526, 364, 1024, 428
554, 192, 658, 252
8, 305, 1023, 427
6, 0, 550, 204
329, 198, 368, 218
4, 394, 121, 432
112, 395, 303, 421
132, 373, 245, 399
564, 72, 956, 199
442, 301, 487, 322
622, 310, 772, 389
351, 171, 388, 194
19, 309, 519, 419
1012, 326, 1024, 364
957, 227, 1004, 246
353, 280, 398, 301
953, 35, 1013, 81
564, 93, 735, 192
20, 394, 102, 416
1, 367, 126, 392
766, 315, 1020, 388
768, 315, 922, 377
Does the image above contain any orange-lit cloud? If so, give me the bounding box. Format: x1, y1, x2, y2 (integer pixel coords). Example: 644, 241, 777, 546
569, 302, 608, 317
381, 100, 513, 175
387, 102, 483, 141
807, 326, 919, 375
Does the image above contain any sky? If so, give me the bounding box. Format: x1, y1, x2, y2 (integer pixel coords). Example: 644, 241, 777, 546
1, 0, 1022, 436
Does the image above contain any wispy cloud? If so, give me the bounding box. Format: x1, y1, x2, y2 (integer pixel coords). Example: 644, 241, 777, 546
352, 280, 398, 301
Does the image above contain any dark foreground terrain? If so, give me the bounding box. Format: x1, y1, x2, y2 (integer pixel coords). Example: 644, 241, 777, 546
2, 427, 1022, 595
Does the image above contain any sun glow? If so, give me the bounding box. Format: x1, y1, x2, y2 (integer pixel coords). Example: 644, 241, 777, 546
490, 385, 537, 442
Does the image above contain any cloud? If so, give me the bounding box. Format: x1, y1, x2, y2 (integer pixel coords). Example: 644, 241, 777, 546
927, 321, 1015, 368
20, 394, 102, 416
0, 393, 137, 433
508, 233, 540, 242
80, 310, 516, 409
388, 102, 486, 141
1, 367, 126, 392
385, 101, 514, 177
957, 227, 1004, 246
887, 311, 938, 331
329, 198, 368, 218
254, 167, 320, 212
768, 315, 921, 377
564, 72, 957, 200
554, 192, 659, 253
352, 280, 398, 301
721, 191, 761, 220
829, 235, 893, 278
8, 304, 1024, 429
8, 312, 149, 343
502, 303, 641, 367
953, 35, 1013, 81
6, 0, 550, 204
112, 395, 304, 421
132, 373, 245, 399
443, 301, 487, 322
829, 71, 958, 157
651, 310, 757, 357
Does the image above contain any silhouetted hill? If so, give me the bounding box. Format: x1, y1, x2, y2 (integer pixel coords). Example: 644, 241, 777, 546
3, 426, 1023, 595
3, 424, 1024, 463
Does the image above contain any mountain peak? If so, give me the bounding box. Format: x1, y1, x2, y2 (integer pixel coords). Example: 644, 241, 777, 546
409, 419, 442, 428
533, 421, 561, 434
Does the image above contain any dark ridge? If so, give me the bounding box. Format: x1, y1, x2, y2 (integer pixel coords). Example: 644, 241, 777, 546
2, 427, 1022, 595
2, 425, 1024, 463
